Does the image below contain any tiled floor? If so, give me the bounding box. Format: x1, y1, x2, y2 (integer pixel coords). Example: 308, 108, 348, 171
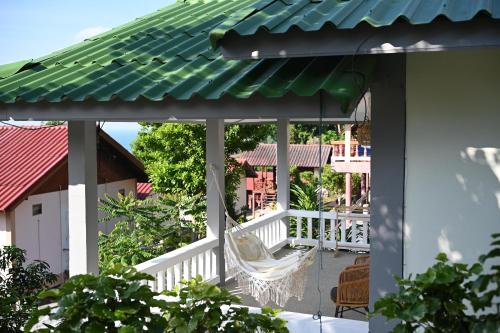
225, 247, 369, 322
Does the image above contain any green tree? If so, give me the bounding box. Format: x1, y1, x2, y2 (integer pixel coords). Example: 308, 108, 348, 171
132, 123, 274, 214
0, 246, 56, 332
290, 124, 342, 144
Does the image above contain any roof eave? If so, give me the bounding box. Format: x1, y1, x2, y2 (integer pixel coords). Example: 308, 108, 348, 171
217, 17, 500, 60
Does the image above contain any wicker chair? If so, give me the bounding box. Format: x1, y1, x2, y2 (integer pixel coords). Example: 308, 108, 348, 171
330, 264, 370, 317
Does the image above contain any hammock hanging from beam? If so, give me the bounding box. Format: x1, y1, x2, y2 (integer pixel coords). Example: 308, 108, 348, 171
224, 214, 317, 307
209, 164, 318, 306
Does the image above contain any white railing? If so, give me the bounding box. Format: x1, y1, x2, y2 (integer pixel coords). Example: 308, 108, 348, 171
136, 208, 370, 291
135, 236, 219, 292
288, 209, 370, 250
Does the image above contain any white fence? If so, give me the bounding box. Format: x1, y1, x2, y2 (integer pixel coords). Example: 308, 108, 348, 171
136, 209, 370, 292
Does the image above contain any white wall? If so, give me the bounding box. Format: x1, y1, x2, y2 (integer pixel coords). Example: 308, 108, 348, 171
235, 175, 248, 212
13, 179, 137, 275
0, 212, 10, 246
404, 49, 500, 275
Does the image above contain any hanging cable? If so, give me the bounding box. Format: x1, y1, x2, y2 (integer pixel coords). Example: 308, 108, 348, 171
312, 91, 325, 332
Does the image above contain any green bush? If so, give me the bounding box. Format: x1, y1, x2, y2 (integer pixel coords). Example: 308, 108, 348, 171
163, 276, 289, 333
0, 246, 56, 333
98, 193, 196, 270
27, 267, 289, 333
26, 265, 167, 332
372, 233, 500, 333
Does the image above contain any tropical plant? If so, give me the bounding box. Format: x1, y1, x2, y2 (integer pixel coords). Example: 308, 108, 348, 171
26, 265, 168, 332
98, 193, 194, 270
163, 276, 289, 333
0, 246, 56, 333
372, 233, 500, 333
27, 267, 289, 333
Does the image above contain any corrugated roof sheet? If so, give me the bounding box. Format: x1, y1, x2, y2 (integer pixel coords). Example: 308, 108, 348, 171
0, 0, 374, 113
210, 0, 500, 47
0, 126, 68, 211
238, 143, 332, 168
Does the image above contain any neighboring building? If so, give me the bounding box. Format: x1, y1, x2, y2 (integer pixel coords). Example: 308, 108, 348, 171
0, 126, 147, 279
239, 138, 371, 212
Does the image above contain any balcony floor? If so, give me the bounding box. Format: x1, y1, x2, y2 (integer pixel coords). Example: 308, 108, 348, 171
226, 247, 368, 322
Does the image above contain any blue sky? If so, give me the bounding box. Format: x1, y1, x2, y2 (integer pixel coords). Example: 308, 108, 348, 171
0, 0, 175, 150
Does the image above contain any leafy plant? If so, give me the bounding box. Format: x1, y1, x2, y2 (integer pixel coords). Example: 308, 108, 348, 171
26, 265, 168, 332
27, 268, 289, 333
163, 276, 289, 333
98, 193, 194, 270
0, 246, 56, 332
372, 233, 500, 333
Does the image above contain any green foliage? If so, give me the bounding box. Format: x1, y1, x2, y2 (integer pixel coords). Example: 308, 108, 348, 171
290, 183, 318, 211
321, 167, 346, 198
26, 265, 168, 332
372, 233, 500, 333
28, 268, 289, 333
289, 124, 342, 144
0, 246, 56, 333
132, 123, 274, 214
163, 276, 289, 333
98, 193, 195, 270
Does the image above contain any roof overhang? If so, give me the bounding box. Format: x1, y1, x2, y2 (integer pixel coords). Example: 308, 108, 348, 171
0, 92, 370, 124
218, 17, 500, 60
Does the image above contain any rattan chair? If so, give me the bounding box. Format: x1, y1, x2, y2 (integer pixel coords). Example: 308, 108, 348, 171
331, 264, 370, 317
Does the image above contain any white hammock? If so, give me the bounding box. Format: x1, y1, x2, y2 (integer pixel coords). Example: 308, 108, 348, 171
225, 214, 317, 307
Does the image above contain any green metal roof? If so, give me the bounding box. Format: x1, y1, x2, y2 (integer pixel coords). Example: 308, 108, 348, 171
0, 0, 374, 113
210, 0, 500, 48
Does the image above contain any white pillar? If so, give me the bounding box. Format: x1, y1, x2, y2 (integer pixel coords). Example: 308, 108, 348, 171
206, 119, 225, 284
277, 118, 290, 240
68, 121, 98, 276
345, 124, 352, 162
277, 118, 290, 211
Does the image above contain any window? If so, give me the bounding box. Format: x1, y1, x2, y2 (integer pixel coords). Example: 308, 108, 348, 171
32, 204, 42, 216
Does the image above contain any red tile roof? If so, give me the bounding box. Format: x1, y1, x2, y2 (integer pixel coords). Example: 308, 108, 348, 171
136, 182, 152, 200
0, 126, 68, 211
238, 144, 332, 168
0, 125, 145, 212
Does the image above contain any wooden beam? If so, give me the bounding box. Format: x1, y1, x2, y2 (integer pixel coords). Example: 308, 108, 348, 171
0, 94, 363, 122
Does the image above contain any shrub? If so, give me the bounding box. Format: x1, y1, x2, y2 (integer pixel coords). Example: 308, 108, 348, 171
0, 246, 56, 332
27, 267, 289, 333
98, 193, 195, 270
372, 233, 500, 333
26, 265, 168, 332
163, 276, 289, 333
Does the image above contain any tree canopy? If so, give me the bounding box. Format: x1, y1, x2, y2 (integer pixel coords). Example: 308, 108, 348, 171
132, 123, 274, 212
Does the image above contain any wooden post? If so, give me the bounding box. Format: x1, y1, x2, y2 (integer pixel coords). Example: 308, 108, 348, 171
205, 119, 225, 285
68, 121, 98, 276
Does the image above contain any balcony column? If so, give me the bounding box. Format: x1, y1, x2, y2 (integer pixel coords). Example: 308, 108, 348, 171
68, 121, 98, 276
277, 118, 290, 241
206, 119, 225, 285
